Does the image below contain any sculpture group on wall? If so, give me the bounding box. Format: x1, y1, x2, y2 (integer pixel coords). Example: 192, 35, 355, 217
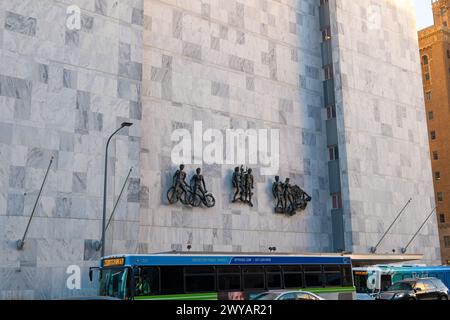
167, 165, 311, 215
272, 176, 312, 216
231, 166, 254, 207
167, 165, 216, 208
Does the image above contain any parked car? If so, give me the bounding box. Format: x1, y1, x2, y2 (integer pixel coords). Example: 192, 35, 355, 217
377, 278, 449, 300
251, 290, 325, 301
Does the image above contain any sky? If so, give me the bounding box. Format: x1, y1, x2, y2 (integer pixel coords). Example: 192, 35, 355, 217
413, 0, 434, 29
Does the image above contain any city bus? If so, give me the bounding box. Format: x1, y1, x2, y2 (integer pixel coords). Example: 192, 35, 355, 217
353, 265, 450, 300
89, 253, 355, 300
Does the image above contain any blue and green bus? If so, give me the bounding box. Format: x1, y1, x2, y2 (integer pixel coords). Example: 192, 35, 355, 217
90, 253, 355, 300
353, 265, 450, 300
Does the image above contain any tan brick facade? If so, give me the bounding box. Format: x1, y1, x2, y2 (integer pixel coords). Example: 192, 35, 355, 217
419, 0, 450, 265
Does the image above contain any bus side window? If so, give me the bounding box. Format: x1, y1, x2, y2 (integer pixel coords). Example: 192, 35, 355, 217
135, 267, 160, 296
160, 266, 184, 294
341, 266, 353, 286
380, 275, 391, 291
217, 266, 241, 291
185, 266, 216, 293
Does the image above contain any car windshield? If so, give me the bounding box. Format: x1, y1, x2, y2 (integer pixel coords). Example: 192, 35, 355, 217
252, 293, 281, 300
386, 282, 414, 291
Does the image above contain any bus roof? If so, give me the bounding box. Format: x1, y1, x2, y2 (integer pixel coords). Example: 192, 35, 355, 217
101, 253, 352, 267
353, 265, 450, 273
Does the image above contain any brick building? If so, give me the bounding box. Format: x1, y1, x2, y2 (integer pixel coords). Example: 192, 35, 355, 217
419, 0, 450, 265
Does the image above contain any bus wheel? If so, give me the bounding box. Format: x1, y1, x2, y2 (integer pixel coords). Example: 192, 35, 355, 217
440, 295, 448, 301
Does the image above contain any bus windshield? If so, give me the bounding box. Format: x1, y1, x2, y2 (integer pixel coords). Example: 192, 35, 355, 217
353, 273, 373, 294
99, 268, 129, 299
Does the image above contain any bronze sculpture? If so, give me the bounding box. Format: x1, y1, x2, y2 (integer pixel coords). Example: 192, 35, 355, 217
272, 176, 311, 215
167, 166, 215, 208
231, 166, 254, 207
167, 164, 189, 205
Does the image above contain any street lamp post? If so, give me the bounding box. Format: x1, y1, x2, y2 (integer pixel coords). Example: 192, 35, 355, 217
100, 122, 133, 258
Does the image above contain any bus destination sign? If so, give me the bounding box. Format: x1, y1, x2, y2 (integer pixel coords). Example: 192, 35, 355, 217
103, 257, 125, 267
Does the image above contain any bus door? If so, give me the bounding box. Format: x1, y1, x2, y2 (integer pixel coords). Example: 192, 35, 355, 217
380, 274, 392, 291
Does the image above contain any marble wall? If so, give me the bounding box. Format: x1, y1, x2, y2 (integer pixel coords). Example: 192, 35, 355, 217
139, 0, 331, 254
0, 0, 143, 298
0, 0, 442, 299
328, 0, 441, 263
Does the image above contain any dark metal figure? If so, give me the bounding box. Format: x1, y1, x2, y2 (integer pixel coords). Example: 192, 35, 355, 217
167, 164, 189, 204
189, 168, 215, 208
231, 166, 255, 207
190, 168, 207, 198
167, 166, 215, 208
243, 168, 254, 207
273, 176, 311, 215
272, 176, 285, 213
232, 167, 243, 203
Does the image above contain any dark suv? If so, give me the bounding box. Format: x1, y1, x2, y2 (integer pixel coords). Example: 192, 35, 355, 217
377, 278, 449, 300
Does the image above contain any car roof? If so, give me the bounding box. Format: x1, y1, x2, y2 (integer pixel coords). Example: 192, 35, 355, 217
264, 290, 316, 294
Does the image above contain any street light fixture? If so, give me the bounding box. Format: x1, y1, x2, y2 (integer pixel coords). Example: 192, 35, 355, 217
99, 122, 133, 258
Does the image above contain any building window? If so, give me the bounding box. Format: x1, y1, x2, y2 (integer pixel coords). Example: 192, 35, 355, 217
444, 21, 448, 28
324, 64, 333, 80
447, 50, 450, 59
322, 27, 331, 41
435, 172, 441, 181
328, 145, 339, 161
445, 236, 450, 249
332, 193, 342, 209
433, 151, 439, 160
431, 131, 436, 140
422, 55, 429, 65
440, 214, 446, 224
437, 192, 444, 202
425, 73, 431, 81
326, 105, 336, 119
428, 111, 434, 120
425, 91, 432, 101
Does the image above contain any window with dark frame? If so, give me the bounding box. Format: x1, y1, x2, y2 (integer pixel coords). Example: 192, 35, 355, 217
444, 236, 450, 248
437, 192, 444, 202
282, 266, 304, 289
440, 214, 446, 224
304, 265, 324, 288
433, 151, 439, 160
323, 265, 342, 286
266, 266, 282, 289
431, 131, 436, 140
242, 266, 265, 290
435, 172, 441, 181
159, 266, 184, 294
332, 193, 342, 209
184, 266, 216, 293
328, 145, 339, 161
217, 266, 241, 291
326, 105, 336, 120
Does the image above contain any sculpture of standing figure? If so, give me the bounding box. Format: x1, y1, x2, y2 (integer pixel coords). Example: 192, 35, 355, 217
189, 168, 216, 208
167, 164, 189, 204
231, 166, 255, 207
272, 176, 285, 213
232, 167, 242, 203
243, 168, 254, 207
